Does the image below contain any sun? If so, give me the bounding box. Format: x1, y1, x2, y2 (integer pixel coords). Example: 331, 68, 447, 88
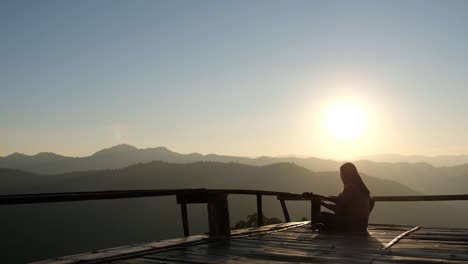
326, 103, 367, 140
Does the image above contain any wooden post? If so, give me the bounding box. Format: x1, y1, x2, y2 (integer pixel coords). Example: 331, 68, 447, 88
180, 202, 189, 237
256, 194, 263, 227
280, 199, 291, 222
311, 196, 321, 225
207, 192, 230, 237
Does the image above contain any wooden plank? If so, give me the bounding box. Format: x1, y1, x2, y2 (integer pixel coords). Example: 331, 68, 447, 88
372, 194, 468, 202
230, 222, 309, 237
278, 194, 468, 202
29, 260, 76, 264
0, 189, 297, 205
382, 226, 420, 249
3, 189, 468, 206
176, 190, 210, 204
0, 189, 182, 205
31, 235, 209, 264
373, 255, 468, 264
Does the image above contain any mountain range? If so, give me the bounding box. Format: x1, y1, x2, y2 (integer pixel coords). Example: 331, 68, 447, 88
1, 144, 468, 195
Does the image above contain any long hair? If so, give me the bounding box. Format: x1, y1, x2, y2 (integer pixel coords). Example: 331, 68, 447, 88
340, 162, 370, 196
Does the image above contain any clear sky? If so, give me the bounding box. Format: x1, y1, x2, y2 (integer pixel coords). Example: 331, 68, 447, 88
2, 0, 468, 159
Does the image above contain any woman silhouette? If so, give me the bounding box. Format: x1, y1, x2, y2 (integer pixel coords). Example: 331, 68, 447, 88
318, 162, 374, 232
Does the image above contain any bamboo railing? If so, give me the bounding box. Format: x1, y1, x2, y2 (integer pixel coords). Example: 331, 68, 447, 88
1, 189, 467, 237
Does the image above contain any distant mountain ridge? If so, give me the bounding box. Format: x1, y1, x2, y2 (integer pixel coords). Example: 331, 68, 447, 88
91, 144, 138, 156
5, 145, 468, 167
357, 153, 468, 167
0, 144, 340, 174
1, 144, 468, 195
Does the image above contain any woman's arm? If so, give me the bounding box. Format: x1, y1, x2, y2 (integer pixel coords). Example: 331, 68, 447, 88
321, 201, 337, 212
320, 195, 338, 203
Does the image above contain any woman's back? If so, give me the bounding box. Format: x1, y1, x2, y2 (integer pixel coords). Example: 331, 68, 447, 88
336, 189, 372, 232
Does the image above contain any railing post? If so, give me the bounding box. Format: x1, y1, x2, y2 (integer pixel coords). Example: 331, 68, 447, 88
311, 196, 321, 225
207, 191, 230, 237
180, 202, 189, 237
256, 194, 263, 227
280, 199, 291, 222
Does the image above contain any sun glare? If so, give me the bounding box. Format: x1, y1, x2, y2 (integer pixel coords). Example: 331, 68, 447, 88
326, 103, 367, 140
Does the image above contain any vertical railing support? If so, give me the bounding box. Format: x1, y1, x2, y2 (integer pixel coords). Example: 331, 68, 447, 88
207, 191, 231, 237
177, 190, 231, 237
256, 194, 263, 227
311, 196, 321, 225
180, 202, 189, 237
280, 199, 291, 222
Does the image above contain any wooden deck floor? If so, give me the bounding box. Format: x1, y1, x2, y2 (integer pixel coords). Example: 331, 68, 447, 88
32, 222, 468, 264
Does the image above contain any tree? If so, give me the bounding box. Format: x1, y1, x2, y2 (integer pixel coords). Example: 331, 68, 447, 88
233, 213, 282, 229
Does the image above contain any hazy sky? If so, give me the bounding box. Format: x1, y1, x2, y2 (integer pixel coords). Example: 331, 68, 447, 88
2, 0, 468, 159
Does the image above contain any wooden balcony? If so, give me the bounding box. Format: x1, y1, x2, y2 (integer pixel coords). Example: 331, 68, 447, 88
2, 189, 468, 263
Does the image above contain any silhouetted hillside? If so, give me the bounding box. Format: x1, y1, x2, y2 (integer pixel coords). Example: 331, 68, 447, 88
353, 160, 468, 194
0, 168, 62, 194
0, 161, 411, 195
2, 145, 468, 195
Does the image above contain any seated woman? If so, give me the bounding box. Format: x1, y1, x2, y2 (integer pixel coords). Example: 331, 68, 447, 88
316, 162, 374, 233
